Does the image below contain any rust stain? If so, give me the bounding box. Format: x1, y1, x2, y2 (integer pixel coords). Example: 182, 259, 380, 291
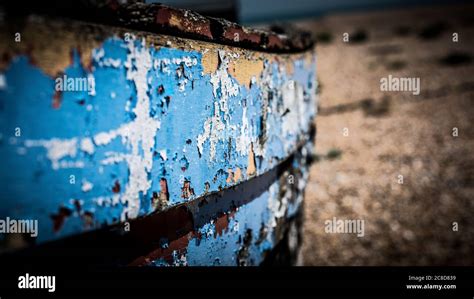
50, 207, 72, 233
267, 34, 285, 49
166, 9, 212, 39
223, 27, 261, 45
181, 180, 195, 199
159, 178, 169, 201
155, 6, 172, 25
112, 180, 121, 193
152, 178, 169, 211
214, 214, 229, 237
128, 232, 193, 266
52, 89, 62, 109
157, 84, 165, 95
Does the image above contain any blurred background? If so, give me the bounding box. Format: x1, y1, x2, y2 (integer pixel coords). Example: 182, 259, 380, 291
147, 0, 467, 25
150, 0, 474, 265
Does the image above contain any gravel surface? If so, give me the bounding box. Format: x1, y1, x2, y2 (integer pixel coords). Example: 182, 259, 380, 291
299, 3, 474, 266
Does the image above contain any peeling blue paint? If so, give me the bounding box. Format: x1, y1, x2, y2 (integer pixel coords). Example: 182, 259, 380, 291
0, 34, 316, 248
148, 142, 312, 266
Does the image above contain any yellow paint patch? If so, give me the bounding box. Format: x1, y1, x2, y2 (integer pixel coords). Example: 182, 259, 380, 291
202, 49, 219, 74
0, 20, 103, 76
233, 167, 242, 183
226, 167, 242, 183
226, 168, 233, 184
247, 143, 256, 177
227, 58, 264, 87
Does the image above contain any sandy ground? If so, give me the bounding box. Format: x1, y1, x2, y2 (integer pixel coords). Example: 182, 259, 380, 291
298, 3, 474, 266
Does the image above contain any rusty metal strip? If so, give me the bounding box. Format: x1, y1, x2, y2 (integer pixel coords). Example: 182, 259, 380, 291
0, 131, 313, 267
2, 0, 314, 53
